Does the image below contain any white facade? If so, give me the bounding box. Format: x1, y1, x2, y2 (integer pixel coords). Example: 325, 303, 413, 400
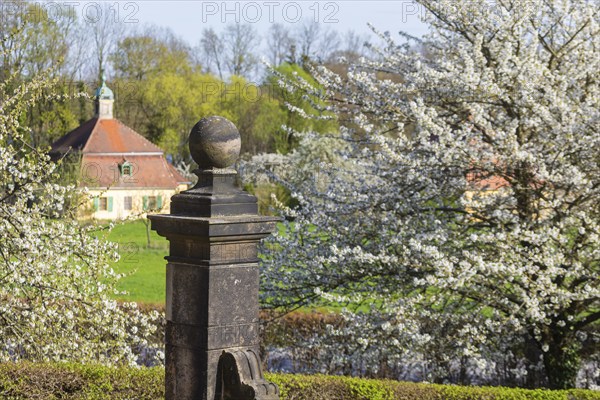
85, 186, 186, 220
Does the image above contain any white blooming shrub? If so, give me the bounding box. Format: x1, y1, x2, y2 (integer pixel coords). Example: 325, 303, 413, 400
0, 46, 162, 366
247, 0, 600, 389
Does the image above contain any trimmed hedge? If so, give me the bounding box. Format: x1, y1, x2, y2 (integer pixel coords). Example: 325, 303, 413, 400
0, 362, 598, 399
0, 362, 163, 399
266, 374, 600, 400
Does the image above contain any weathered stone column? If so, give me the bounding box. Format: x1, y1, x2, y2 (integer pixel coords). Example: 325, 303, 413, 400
150, 116, 280, 400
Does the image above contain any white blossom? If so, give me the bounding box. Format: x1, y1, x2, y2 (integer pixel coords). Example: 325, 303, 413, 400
248, 0, 600, 389
0, 44, 162, 366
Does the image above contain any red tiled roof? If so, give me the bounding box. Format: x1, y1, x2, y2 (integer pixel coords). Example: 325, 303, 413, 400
475, 175, 509, 190
50, 118, 98, 156
83, 119, 163, 153
467, 172, 509, 191
51, 118, 163, 155
50, 117, 190, 189
167, 163, 188, 184
81, 154, 188, 188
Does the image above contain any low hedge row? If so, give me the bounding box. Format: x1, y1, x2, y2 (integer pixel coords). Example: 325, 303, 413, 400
0, 362, 598, 399
267, 373, 600, 400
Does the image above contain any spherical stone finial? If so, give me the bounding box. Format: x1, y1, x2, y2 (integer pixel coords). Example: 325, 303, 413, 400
189, 116, 241, 169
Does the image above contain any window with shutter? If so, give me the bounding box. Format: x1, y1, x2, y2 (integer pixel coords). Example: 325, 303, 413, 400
147, 196, 157, 210
124, 196, 132, 210
99, 197, 108, 211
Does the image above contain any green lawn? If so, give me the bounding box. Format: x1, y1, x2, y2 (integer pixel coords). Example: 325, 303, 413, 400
98, 220, 168, 305
95, 219, 340, 311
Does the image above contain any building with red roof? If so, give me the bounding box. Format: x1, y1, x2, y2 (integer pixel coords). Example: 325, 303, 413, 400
50, 77, 190, 219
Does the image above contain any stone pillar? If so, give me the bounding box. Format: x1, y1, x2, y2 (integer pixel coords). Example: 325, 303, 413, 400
150, 116, 280, 400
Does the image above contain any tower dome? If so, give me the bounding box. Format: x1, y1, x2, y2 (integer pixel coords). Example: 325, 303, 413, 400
95, 74, 114, 99
95, 74, 114, 119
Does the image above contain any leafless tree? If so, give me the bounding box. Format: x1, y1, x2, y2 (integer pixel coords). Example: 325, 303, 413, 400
296, 21, 341, 63
199, 27, 224, 79
297, 20, 320, 60
266, 23, 294, 66
83, 3, 128, 80
325, 30, 370, 64
317, 28, 341, 62
222, 23, 260, 78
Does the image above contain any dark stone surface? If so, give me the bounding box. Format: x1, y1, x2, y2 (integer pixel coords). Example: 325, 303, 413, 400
154, 216, 276, 236
164, 345, 222, 400
165, 262, 259, 327
189, 116, 241, 169
150, 116, 280, 400
215, 349, 280, 400
170, 168, 258, 218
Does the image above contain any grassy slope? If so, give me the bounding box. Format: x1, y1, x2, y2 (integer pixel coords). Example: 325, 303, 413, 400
100, 220, 347, 312
98, 220, 168, 305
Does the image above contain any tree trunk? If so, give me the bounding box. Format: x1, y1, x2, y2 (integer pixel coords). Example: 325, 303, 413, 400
543, 341, 580, 389
143, 218, 152, 249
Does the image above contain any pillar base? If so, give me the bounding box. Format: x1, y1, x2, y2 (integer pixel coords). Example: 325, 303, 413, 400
216, 349, 280, 400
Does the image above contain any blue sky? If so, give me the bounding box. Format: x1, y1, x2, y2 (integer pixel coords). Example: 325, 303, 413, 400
100, 1, 429, 46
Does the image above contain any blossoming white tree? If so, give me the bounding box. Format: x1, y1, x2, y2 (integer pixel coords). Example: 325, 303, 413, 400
251, 0, 600, 389
0, 41, 161, 365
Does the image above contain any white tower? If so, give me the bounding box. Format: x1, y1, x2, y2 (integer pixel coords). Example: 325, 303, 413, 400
95, 74, 114, 120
